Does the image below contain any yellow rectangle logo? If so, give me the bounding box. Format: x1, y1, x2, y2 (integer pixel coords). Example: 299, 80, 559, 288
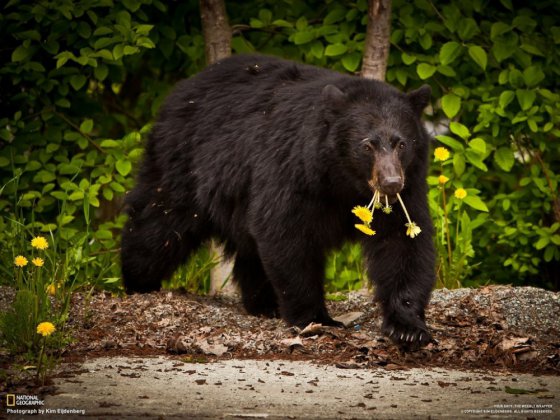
6, 394, 16, 406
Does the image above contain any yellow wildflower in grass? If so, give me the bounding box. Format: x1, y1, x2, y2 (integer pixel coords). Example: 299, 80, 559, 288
14, 255, 28, 267
32, 257, 44, 267
406, 222, 422, 238
354, 224, 376, 236
31, 236, 49, 250
434, 147, 450, 161
454, 188, 467, 199
438, 175, 449, 184
36, 322, 56, 337
351, 206, 373, 224
46, 283, 56, 296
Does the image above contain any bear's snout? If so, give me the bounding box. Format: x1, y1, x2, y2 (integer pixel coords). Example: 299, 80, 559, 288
380, 176, 403, 196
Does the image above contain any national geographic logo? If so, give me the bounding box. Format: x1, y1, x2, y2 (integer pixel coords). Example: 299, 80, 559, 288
4, 393, 45, 406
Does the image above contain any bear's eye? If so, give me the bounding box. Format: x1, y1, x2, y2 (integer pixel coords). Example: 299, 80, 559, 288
398, 142, 406, 150
361, 137, 373, 152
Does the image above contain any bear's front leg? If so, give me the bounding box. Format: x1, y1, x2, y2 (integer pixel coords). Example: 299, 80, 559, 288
363, 212, 436, 350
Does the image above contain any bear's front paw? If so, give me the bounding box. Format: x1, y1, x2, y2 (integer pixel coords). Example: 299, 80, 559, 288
382, 317, 432, 350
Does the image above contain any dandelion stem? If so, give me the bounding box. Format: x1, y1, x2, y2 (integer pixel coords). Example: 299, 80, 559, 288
396, 193, 412, 224
367, 190, 379, 210
385, 195, 389, 208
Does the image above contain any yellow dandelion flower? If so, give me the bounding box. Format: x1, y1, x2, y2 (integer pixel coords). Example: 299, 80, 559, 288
36, 322, 56, 337
355, 224, 376, 236
31, 236, 49, 250
46, 283, 56, 296
438, 175, 449, 184
396, 193, 422, 239
352, 206, 373, 224
406, 222, 422, 238
454, 188, 467, 199
32, 257, 44, 267
14, 255, 28, 267
434, 147, 450, 161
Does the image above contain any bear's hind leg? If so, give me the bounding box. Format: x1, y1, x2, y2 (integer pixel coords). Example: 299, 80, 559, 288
233, 253, 279, 318
257, 240, 342, 328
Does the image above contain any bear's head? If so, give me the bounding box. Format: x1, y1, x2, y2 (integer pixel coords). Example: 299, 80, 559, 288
322, 82, 431, 202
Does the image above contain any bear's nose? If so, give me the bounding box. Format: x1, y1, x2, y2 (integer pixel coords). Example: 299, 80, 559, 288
380, 176, 403, 195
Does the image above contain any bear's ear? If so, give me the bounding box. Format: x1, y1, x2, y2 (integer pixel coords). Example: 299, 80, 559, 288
322, 84, 347, 108
407, 85, 432, 115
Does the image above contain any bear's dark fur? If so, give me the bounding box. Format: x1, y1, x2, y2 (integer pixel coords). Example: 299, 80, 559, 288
121, 54, 435, 349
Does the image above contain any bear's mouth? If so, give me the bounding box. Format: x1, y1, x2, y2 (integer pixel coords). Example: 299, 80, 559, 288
368, 180, 398, 204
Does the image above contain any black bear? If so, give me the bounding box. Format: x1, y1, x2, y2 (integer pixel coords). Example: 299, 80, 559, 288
121, 54, 435, 349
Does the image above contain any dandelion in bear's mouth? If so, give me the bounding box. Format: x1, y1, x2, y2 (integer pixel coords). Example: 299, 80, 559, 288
382, 195, 392, 214
352, 188, 420, 238
354, 224, 376, 236
351, 206, 373, 224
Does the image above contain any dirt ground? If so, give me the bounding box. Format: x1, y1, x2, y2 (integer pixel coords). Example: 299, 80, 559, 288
62, 285, 560, 374
1, 285, 559, 418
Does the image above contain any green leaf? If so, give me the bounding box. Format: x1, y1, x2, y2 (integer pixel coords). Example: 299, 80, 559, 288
100, 139, 118, 148
94, 64, 109, 81
116, 159, 132, 176
70, 75, 87, 91
80, 119, 93, 134
341, 52, 361, 72
492, 41, 514, 63
449, 122, 470, 140
12, 45, 31, 62
401, 52, 416, 65
522, 65, 545, 87
123, 45, 139, 55
494, 147, 515, 172
516, 89, 536, 111
113, 44, 124, 60
439, 41, 461, 65
435, 135, 464, 151
457, 18, 479, 41
463, 195, 489, 212
324, 8, 346, 25
293, 31, 314, 45
465, 149, 488, 171
441, 94, 461, 118
490, 22, 511, 40
0, 157, 10, 167
499, 90, 515, 109
324, 43, 347, 57
310, 41, 324, 59
468, 45, 487, 70
469, 138, 486, 155
122, 0, 141, 12
453, 153, 466, 176
416, 63, 436, 80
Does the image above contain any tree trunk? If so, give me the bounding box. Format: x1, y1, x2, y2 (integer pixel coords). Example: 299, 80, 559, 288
199, 0, 232, 64
199, 0, 236, 295
361, 0, 392, 81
